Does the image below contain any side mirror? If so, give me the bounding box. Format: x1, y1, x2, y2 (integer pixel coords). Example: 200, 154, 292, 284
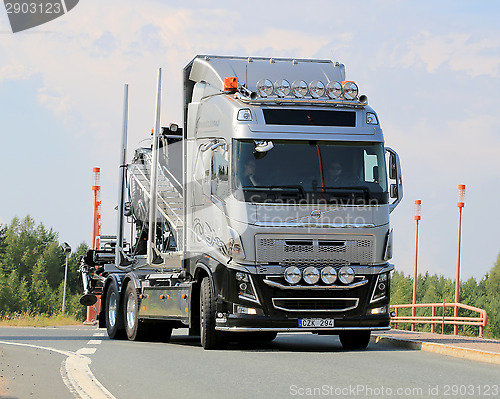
386, 147, 403, 213
390, 184, 398, 198
389, 153, 397, 180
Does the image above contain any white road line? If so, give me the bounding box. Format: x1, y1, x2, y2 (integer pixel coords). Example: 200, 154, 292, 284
0, 340, 115, 399
93, 332, 106, 337
77, 348, 97, 355
87, 340, 102, 345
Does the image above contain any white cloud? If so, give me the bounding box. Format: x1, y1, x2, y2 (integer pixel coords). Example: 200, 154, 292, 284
0, 64, 34, 82
402, 32, 500, 77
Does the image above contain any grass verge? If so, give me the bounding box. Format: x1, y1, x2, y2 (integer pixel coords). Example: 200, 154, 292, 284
0, 312, 84, 327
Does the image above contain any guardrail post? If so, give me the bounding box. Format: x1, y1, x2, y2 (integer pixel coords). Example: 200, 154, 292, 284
442, 301, 445, 334
431, 305, 436, 333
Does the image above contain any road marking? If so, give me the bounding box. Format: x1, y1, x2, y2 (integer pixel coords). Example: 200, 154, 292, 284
93, 332, 106, 337
77, 348, 97, 355
87, 340, 102, 345
0, 340, 115, 399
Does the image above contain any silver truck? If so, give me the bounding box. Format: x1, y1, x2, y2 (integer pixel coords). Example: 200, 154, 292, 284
79, 55, 403, 350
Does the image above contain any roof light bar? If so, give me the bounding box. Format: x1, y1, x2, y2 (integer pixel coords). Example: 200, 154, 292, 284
256, 79, 273, 98
242, 78, 365, 104
291, 80, 308, 98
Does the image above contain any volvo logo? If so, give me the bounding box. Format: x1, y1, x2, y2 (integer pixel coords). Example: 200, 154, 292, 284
310, 210, 321, 219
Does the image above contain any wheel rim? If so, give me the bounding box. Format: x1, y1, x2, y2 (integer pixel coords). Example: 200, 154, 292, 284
108, 292, 117, 328
126, 292, 136, 331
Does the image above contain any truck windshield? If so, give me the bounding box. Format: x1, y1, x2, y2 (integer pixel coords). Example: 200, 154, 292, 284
233, 140, 388, 204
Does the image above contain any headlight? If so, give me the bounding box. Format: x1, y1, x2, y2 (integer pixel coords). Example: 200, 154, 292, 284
320, 266, 337, 284
303, 266, 320, 284
342, 81, 358, 100
338, 266, 355, 284
309, 80, 325, 98
228, 227, 245, 260
326, 81, 342, 99
366, 112, 378, 125
371, 273, 389, 303
284, 266, 301, 285
237, 109, 252, 121
256, 79, 274, 98
291, 80, 308, 98
236, 272, 259, 303
274, 79, 291, 97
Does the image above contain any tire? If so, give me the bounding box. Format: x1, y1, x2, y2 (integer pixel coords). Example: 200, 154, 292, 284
105, 280, 125, 339
200, 277, 225, 350
339, 330, 371, 350
124, 281, 149, 341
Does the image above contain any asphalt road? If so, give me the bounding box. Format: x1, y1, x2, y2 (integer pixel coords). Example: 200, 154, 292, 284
0, 326, 498, 399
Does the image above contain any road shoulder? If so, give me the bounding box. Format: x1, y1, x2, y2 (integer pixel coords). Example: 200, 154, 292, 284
371, 330, 500, 365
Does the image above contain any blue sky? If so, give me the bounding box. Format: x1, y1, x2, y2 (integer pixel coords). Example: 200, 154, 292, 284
0, 0, 499, 281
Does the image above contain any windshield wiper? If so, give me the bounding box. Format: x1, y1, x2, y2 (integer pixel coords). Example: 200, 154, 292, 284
321, 186, 371, 195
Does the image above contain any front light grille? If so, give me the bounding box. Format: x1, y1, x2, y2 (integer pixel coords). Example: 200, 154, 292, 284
272, 297, 359, 312
256, 236, 374, 265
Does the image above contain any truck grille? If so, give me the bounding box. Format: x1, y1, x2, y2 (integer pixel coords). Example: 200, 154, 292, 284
272, 298, 359, 312
256, 236, 374, 265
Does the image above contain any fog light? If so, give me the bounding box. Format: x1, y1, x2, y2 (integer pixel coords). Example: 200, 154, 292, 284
303, 266, 320, 284
284, 266, 301, 285
320, 266, 337, 284
235, 305, 257, 315
371, 306, 387, 315
338, 266, 355, 284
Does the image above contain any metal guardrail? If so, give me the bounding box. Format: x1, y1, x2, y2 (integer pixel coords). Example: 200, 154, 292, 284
391, 302, 488, 338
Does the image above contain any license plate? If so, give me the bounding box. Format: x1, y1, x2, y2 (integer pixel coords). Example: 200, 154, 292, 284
299, 318, 335, 328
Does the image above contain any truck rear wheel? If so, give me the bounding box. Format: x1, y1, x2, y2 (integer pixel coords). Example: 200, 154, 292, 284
124, 281, 149, 341
339, 330, 371, 350
200, 276, 225, 350
105, 280, 125, 339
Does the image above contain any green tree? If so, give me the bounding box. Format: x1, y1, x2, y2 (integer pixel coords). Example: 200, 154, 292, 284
29, 261, 56, 314
0, 216, 58, 283
0, 270, 30, 315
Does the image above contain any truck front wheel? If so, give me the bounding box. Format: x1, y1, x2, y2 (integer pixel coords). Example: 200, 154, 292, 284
339, 330, 371, 350
105, 280, 125, 339
200, 276, 225, 350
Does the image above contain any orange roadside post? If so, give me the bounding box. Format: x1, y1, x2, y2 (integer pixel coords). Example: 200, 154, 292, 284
411, 200, 421, 331
454, 184, 465, 335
